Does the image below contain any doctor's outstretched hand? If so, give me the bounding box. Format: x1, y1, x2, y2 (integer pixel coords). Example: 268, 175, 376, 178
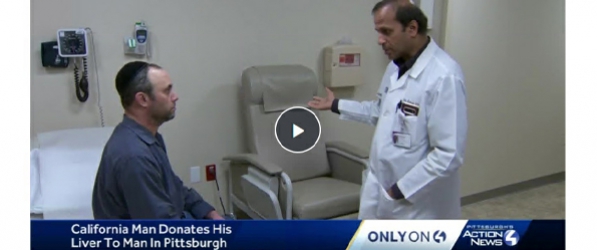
308, 87, 335, 110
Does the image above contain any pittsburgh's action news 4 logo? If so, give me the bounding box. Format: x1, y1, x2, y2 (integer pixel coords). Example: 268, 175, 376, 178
462, 225, 520, 247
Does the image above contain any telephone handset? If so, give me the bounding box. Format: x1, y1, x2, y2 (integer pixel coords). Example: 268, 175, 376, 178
57, 28, 90, 102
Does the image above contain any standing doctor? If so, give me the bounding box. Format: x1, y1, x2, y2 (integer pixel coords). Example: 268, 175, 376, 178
308, 0, 467, 219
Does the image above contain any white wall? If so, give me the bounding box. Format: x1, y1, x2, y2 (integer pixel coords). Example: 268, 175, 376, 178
443, 0, 566, 196
31, 0, 565, 211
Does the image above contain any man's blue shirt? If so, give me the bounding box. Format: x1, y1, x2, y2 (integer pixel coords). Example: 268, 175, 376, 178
92, 115, 215, 219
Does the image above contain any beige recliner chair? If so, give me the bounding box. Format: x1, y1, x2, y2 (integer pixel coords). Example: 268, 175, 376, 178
223, 64, 369, 220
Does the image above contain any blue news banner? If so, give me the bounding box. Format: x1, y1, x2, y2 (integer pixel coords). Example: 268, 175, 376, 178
31, 220, 564, 250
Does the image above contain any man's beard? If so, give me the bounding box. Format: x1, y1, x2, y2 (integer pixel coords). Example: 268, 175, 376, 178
151, 109, 175, 124
165, 112, 175, 122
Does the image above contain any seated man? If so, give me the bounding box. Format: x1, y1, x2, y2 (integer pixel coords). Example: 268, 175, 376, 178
92, 61, 223, 220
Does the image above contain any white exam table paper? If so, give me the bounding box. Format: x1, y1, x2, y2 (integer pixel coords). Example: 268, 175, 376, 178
37, 127, 114, 219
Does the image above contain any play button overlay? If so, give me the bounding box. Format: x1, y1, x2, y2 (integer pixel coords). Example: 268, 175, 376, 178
275, 106, 321, 154
293, 124, 304, 138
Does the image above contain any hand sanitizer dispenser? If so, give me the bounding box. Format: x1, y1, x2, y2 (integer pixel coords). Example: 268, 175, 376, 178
124, 21, 150, 57
323, 37, 364, 88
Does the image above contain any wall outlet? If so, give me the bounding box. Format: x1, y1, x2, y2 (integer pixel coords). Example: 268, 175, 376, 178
206, 164, 216, 181
190, 166, 201, 183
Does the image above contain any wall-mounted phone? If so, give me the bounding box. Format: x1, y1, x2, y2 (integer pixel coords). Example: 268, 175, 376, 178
56, 28, 90, 103
124, 21, 151, 57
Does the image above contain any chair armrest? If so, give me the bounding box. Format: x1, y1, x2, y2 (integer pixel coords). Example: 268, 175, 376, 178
223, 153, 283, 175
325, 141, 369, 185
326, 141, 369, 159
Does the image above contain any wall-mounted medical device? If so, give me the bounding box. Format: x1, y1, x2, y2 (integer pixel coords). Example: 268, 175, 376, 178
57, 29, 89, 57
39, 27, 105, 127
41, 41, 69, 68
124, 21, 150, 57
322, 38, 364, 88
56, 28, 91, 103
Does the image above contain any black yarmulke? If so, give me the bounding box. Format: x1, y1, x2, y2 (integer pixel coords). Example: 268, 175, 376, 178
115, 61, 148, 93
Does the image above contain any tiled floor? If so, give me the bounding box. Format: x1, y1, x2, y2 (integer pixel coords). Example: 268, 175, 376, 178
461, 181, 565, 219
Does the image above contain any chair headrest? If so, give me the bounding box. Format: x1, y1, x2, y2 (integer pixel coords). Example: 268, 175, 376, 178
241, 64, 318, 112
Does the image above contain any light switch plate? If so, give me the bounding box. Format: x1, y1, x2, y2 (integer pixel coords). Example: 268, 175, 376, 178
190, 166, 201, 183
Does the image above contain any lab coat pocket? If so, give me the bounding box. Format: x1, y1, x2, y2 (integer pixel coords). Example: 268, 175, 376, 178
392, 111, 419, 149
377, 182, 412, 219
379, 183, 396, 202
376, 182, 400, 218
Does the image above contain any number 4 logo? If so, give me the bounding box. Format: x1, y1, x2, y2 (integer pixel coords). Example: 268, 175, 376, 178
504, 230, 520, 246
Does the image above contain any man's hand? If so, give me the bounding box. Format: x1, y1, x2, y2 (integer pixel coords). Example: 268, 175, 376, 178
308, 87, 335, 110
206, 210, 225, 220
386, 188, 395, 199
387, 185, 405, 200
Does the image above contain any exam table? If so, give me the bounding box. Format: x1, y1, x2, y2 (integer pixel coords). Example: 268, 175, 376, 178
30, 127, 115, 220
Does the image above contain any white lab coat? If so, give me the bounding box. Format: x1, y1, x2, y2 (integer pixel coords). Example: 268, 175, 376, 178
338, 39, 468, 219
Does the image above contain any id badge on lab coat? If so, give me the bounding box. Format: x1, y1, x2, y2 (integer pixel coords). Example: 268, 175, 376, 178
392, 100, 419, 149
392, 117, 411, 148
392, 126, 411, 148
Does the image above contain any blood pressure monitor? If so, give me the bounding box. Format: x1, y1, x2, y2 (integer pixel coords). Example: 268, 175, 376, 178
57, 28, 89, 57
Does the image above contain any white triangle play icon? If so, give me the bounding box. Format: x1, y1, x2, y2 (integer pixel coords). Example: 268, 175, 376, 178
293, 124, 304, 138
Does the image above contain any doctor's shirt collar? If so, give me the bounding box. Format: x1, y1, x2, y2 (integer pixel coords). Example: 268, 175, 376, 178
393, 36, 432, 79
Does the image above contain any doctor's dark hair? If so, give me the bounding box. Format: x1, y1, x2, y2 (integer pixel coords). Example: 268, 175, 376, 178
115, 61, 162, 108
372, 0, 428, 35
